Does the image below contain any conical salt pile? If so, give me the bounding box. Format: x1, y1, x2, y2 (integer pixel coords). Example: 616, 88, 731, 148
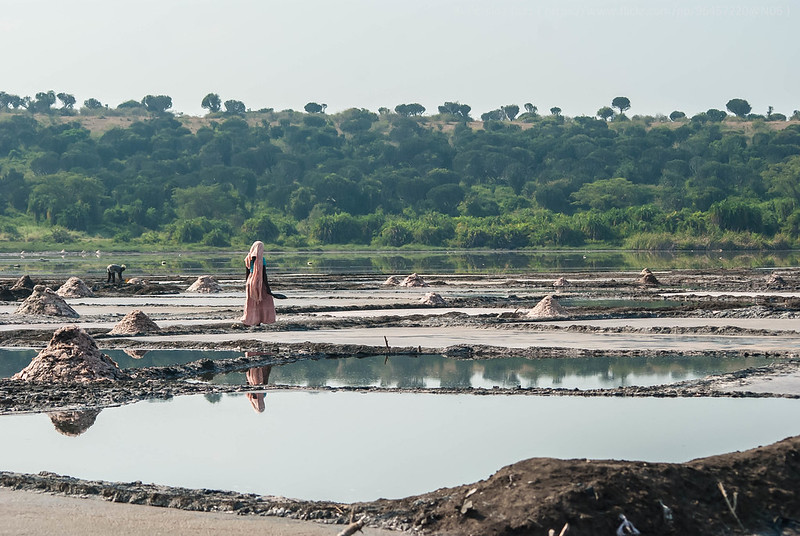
15, 285, 79, 317
638, 269, 660, 286
766, 273, 786, 288
49, 409, 102, 436
10, 274, 35, 291
383, 275, 401, 286
186, 275, 222, 293
400, 273, 428, 287
108, 309, 161, 335
56, 277, 94, 298
553, 277, 570, 288
12, 325, 123, 382
526, 295, 569, 319
420, 292, 446, 305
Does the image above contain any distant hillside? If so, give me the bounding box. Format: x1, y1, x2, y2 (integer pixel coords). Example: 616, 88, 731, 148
1, 107, 799, 252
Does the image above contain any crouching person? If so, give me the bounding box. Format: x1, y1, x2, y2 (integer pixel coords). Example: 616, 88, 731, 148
107, 264, 126, 284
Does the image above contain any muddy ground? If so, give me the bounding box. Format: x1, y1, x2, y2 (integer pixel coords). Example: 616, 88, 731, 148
1, 267, 800, 535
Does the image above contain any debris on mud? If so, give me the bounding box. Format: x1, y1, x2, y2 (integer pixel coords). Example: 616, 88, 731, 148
527, 295, 569, 318
12, 325, 124, 383
56, 277, 94, 298
420, 292, 446, 305
108, 310, 161, 335
186, 275, 222, 293
14, 285, 79, 317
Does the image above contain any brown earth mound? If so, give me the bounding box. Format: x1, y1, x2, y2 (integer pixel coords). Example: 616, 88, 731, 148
420, 292, 446, 305
108, 310, 161, 335
56, 277, 94, 298
186, 275, 221, 293
10, 275, 35, 291
14, 285, 79, 317
400, 273, 429, 287
527, 295, 569, 318
12, 325, 123, 382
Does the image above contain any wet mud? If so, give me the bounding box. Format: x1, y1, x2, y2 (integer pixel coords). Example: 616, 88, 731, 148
2, 267, 800, 534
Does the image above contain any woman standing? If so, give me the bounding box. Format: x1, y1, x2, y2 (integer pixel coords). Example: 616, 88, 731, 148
240, 241, 276, 326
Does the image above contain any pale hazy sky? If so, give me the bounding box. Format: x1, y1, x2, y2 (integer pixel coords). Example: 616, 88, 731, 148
1, 0, 797, 118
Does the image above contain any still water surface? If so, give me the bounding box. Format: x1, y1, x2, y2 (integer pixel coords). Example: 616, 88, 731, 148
1, 393, 797, 502
0, 349, 776, 389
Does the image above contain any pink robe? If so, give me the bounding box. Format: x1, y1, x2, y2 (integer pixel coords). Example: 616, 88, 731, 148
240, 241, 276, 326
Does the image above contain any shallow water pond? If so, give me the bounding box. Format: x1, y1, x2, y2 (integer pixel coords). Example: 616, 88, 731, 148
0, 349, 776, 389
1, 393, 798, 502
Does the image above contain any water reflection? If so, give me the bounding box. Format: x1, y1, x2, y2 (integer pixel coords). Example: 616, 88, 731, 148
3, 250, 800, 277
211, 354, 777, 391
48, 409, 102, 436
245, 365, 272, 413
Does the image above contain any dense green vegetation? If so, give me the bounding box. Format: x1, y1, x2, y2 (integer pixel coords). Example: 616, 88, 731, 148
1, 95, 800, 252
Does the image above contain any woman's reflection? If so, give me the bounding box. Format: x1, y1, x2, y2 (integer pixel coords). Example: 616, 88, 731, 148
245, 365, 272, 413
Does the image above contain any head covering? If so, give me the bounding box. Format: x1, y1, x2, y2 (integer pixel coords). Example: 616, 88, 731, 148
244, 241, 265, 302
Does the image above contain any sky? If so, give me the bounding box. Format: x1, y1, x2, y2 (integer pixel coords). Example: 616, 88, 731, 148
1, 0, 797, 119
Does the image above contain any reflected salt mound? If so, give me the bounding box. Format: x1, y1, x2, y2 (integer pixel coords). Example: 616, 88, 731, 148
49, 409, 102, 436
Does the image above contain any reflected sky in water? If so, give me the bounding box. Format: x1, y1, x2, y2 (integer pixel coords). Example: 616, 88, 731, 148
1, 393, 798, 502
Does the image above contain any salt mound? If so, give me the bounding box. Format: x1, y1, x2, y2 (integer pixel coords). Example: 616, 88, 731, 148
400, 273, 428, 287
420, 292, 446, 305
766, 273, 786, 288
127, 277, 147, 285
12, 325, 123, 382
526, 295, 569, 319
383, 275, 401, 286
49, 409, 102, 436
15, 285, 79, 317
108, 309, 161, 335
186, 275, 222, 293
10, 274, 35, 291
639, 272, 660, 286
553, 277, 570, 288
56, 277, 94, 298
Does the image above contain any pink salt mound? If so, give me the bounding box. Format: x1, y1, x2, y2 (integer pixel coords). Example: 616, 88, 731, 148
420, 292, 446, 305
56, 277, 94, 298
12, 325, 123, 382
186, 275, 222, 293
15, 285, 79, 317
108, 309, 161, 335
526, 295, 569, 319
400, 273, 429, 287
